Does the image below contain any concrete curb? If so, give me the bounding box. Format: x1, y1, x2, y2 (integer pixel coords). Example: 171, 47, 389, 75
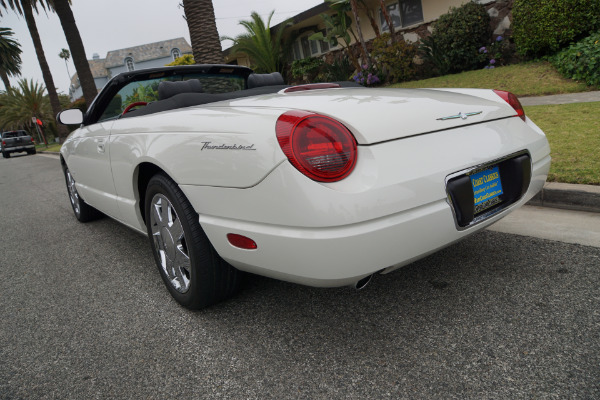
527, 182, 600, 213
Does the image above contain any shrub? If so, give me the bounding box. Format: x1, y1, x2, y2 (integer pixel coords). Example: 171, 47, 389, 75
420, 2, 490, 75
513, 0, 600, 58
321, 55, 354, 82
551, 31, 600, 87
290, 57, 325, 82
165, 54, 195, 66
371, 34, 418, 83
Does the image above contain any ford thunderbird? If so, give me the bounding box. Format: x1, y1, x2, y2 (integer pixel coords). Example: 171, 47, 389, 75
57, 65, 551, 309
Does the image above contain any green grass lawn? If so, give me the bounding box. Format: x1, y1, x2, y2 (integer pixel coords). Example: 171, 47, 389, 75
36, 143, 61, 152
526, 102, 600, 185
390, 62, 594, 97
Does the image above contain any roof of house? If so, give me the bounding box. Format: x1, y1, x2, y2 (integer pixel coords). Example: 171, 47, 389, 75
69, 37, 193, 90
104, 37, 192, 68
70, 58, 108, 87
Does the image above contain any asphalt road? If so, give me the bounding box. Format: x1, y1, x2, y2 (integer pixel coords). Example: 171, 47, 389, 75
1, 154, 599, 399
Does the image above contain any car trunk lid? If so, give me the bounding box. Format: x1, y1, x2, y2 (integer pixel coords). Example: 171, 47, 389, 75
220, 88, 518, 145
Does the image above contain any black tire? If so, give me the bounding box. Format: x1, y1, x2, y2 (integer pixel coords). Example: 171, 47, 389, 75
28, 148, 37, 155
63, 166, 103, 222
2, 151, 10, 158
144, 173, 242, 309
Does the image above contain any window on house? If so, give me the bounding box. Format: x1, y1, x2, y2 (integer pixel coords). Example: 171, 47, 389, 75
319, 29, 330, 53
379, 2, 402, 32
400, 0, 424, 27
125, 57, 134, 71
172, 48, 181, 60
379, 0, 423, 30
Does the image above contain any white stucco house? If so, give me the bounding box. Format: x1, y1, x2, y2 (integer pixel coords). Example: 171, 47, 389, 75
69, 37, 192, 102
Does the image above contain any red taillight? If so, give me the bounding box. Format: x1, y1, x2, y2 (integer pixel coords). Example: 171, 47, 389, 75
494, 90, 526, 122
31, 138, 35, 143
1, 141, 5, 146
227, 233, 257, 250
276, 110, 357, 182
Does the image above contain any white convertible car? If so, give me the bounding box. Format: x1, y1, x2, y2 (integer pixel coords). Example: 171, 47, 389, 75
58, 65, 550, 309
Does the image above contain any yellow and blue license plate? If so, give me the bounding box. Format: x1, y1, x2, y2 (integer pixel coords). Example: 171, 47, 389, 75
471, 166, 503, 211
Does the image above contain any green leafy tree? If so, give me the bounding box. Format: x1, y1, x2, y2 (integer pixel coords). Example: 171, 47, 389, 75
182, 0, 223, 64
222, 11, 293, 73
0, 27, 22, 89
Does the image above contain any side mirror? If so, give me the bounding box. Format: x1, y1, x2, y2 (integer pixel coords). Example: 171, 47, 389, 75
57, 109, 83, 125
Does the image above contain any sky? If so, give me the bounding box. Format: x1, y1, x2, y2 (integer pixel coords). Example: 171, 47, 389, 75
0, 0, 323, 94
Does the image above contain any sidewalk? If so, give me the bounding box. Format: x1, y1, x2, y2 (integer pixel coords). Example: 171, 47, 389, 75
520, 90, 600, 106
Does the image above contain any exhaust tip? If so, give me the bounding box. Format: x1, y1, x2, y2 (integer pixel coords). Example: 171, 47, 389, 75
354, 274, 373, 290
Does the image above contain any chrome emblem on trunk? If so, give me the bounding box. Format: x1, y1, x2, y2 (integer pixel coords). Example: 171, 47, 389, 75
437, 111, 482, 121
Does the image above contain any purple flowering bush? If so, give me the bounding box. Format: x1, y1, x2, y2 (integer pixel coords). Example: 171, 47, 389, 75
352, 64, 381, 86
479, 36, 512, 69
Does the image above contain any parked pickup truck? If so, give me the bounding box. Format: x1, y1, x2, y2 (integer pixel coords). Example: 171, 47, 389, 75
1, 130, 36, 158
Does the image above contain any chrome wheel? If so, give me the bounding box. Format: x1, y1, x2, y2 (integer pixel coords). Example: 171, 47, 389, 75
149, 193, 191, 293
66, 169, 81, 216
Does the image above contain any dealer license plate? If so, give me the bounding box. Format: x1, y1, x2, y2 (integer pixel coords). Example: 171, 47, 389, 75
470, 166, 503, 213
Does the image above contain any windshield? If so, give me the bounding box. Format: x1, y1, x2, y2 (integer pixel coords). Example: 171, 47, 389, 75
98, 73, 246, 122
2, 131, 28, 139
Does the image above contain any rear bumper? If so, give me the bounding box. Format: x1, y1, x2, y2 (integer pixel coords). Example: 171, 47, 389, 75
3, 144, 35, 152
182, 117, 551, 287
196, 155, 549, 287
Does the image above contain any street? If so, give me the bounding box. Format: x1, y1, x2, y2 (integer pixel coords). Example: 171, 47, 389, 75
1, 154, 599, 399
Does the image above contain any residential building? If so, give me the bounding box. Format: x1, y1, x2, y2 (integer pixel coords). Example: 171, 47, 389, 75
224, 0, 513, 66
69, 37, 192, 101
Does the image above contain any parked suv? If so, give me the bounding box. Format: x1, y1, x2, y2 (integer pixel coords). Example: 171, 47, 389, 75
1, 130, 36, 158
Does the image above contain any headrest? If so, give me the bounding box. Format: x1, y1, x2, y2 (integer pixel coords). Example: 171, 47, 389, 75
158, 79, 203, 100
247, 72, 285, 89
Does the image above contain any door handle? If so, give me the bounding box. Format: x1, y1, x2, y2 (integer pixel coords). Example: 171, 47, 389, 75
96, 138, 105, 153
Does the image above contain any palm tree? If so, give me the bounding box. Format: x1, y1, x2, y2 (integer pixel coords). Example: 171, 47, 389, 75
182, 0, 223, 64
0, 79, 51, 132
0, 0, 69, 138
59, 48, 70, 78
51, 0, 98, 106
222, 11, 292, 73
0, 27, 22, 89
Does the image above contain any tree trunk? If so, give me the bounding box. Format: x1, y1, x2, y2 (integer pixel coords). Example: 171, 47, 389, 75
52, 0, 97, 105
379, 0, 396, 43
182, 0, 223, 64
22, 2, 69, 138
349, 0, 371, 68
0, 70, 10, 89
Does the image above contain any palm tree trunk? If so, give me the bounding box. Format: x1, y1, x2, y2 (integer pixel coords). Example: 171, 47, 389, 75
0, 70, 10, 89
22, 2, 69, 138
182, 0, 223, 64
52, 0, 97, 105
349, 0, 371, 68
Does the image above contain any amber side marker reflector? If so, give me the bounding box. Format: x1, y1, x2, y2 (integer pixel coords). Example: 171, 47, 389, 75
227, 233, 257, 250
